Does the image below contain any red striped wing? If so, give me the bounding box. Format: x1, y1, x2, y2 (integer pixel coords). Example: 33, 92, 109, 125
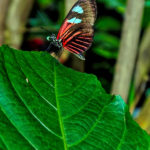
57, 0, 97, 57
63, 23, 94, 54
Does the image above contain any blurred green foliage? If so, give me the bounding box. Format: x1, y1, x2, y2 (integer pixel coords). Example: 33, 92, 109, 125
93, 32, 119, 59
37, 0, 54, 7
30, 12, 53, 27
97, 0, 126, 13
146, 88, 150, 97
96, 17, 121, 31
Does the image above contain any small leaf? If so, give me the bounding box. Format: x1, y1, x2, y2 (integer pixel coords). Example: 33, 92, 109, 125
93, 33, 119, 59
0, 45, 150, 150
93, 47, 118, 59
94, 32, 120, 47
145, 0, 150, 7
37, 0, 53, 7
97, 0, 126, 13
96, 17, 121, 31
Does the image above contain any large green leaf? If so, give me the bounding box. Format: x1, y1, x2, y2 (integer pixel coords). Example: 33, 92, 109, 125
0, 45, 150, 150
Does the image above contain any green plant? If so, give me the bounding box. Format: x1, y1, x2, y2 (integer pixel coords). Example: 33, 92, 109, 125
0, 45, 150, 150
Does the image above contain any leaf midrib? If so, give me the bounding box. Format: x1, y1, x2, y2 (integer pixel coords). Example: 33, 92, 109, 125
116, 115, 127, 150
54, 62, 68, 150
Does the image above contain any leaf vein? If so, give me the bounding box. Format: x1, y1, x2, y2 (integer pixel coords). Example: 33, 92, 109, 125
63, 82, 98, 120
54, 62, 68, 150
68, 97, 114, 147
4, 51, 61, 139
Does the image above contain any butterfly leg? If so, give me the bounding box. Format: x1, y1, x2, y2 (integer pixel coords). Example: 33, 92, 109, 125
74, 53, 85, 60
45, 43, 53, 53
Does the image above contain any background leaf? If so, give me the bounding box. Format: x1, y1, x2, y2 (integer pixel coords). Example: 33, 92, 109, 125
0, 45, 150, 150
96, 17, 121, 31
37, 0, 53, 7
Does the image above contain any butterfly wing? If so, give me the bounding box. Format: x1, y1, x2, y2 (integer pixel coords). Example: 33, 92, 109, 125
57, 0, 97, 59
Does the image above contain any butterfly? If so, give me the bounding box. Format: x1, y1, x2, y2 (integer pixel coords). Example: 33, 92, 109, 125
46, 0, 97, 60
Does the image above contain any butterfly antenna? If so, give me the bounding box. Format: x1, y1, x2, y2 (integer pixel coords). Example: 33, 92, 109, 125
40, 26, 50, 33
37, 11, 54, 54
37, 11, 51, 33
37, 11, 49, 26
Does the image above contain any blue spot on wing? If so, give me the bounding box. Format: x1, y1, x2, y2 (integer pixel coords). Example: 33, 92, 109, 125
68, 17, 82, 24
72, 5, 84, 14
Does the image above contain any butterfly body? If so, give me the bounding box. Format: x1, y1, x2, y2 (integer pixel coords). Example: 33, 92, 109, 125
47, 0, 97, 60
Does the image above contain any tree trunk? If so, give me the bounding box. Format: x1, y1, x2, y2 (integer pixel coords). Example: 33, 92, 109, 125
5, 0, 34, 49
111, 0, 145, 102
130, 26, 150, 112
65, 0, 77, 14
134, 26, 150, 90
0, 0, 10, 45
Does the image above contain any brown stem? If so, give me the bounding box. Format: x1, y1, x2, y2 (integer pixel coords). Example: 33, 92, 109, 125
135, 96, 150, 134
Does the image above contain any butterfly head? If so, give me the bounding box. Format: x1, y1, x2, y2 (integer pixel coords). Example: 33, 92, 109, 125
46, 34, 62, 49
